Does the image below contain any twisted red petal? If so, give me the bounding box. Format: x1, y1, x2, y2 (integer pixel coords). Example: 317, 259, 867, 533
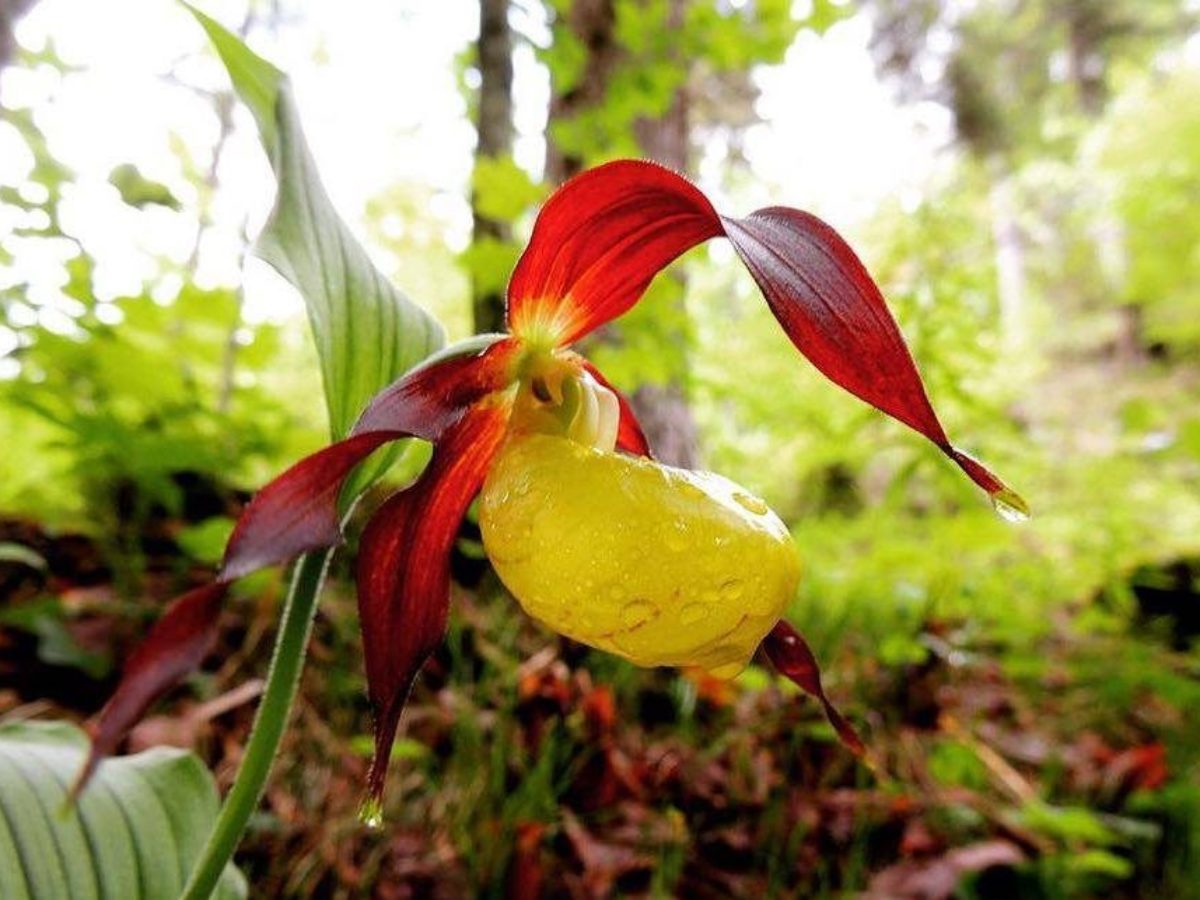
764, 620, 864, 756
577, 359, 653, 458
74, 582, 228, 799
357, 394, 514, 805
720, 209, 1015, 499
506, 160, 722, 345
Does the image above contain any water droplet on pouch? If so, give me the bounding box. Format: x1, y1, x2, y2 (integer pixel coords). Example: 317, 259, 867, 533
732, 492, 769, 515
665, 522, 687, 553
680, 602, 707, 625
719, 579, 744, 601
620, 599, 658, 629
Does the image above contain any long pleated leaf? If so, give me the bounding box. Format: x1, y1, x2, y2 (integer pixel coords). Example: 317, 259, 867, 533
188, 5, 444, 443
0, 721, 245, 899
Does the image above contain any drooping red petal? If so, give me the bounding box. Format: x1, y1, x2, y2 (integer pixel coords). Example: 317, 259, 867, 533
506, 160, 722, 345
356, 394, 514, 806
78, 343, 520, 796
577, 359, 653, 458
73, 581, 228, 799
763, 620, 864, 756
721, 209, 1022, 505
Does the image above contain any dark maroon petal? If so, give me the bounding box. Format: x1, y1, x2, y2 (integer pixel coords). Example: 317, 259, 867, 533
764, 620, 864, 756
506, 160, 722, 345
221, 431, 401, 581
721, 208, 1021, 505
352, 334, 521, 439
356, 395, 514, 806
74, 582, 228, 799
577, 359, 653, 458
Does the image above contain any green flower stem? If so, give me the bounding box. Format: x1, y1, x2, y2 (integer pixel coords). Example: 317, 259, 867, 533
180, 549, 331, 900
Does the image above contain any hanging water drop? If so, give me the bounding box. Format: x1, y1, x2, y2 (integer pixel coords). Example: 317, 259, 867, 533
358, 796, 384, 830
990, 487, 1030, 523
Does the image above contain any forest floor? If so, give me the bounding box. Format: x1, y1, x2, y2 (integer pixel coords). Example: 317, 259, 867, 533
1, 514, 1198, 899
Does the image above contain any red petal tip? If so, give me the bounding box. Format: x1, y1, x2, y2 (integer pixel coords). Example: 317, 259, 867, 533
764, 620, 865, 757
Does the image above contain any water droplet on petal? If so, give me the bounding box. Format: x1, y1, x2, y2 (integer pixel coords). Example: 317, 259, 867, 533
732, 492, 769, 515
358, 796, 384, 830
991, 487, 1030, 523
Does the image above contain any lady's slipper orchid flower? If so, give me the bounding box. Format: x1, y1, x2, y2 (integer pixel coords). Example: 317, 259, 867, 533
80, 160, 1025, 809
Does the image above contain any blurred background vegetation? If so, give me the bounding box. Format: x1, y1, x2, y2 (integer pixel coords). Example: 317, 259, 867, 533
2, 0, 1200, 896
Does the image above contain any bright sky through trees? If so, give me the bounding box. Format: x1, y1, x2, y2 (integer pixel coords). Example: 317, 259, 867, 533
2, 0, 952, 328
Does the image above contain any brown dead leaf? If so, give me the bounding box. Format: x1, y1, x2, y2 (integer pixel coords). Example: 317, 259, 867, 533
865, 840, 1024, 899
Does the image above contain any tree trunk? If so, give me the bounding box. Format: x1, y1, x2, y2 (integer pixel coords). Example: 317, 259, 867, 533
545, 0, 699, 468
471, 0, 515, 335
544, 0, 619, 184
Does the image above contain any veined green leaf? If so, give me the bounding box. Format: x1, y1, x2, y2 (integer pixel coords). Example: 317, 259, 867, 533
186, 5, 445, 443
0, 721, 245, 899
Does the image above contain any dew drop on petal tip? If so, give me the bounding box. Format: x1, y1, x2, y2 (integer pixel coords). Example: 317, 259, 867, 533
990, 488, 1031, 524
358, 797, 384, 830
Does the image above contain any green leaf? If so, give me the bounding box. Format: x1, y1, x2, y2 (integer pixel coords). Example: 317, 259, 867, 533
107, 164, 181, 210
0, 720, 245, 899
0, 599, 112, 680
471, 155, 545, 223
0, 543, 46, 571
186, 5, 445, 442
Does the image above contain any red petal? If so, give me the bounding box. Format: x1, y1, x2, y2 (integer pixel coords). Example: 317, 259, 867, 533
74, 582, 228, 799
506, 160, 722, 345
764, 620, 864, 756
352, 334, 520, 438
356, 395, 514, 805
721, 209, 1019, 502
577, 360, 653, 458
221, 431, 400, 580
